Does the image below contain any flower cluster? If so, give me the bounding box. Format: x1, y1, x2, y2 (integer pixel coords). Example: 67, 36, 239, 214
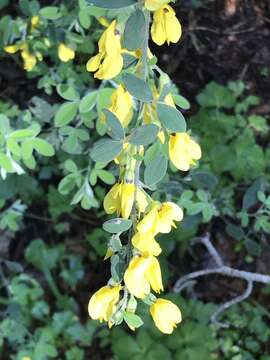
3, 15, 76, 72
87, 1, 202, 334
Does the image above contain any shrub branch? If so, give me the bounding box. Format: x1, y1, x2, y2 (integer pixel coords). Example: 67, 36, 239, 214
173, 233, 270, 327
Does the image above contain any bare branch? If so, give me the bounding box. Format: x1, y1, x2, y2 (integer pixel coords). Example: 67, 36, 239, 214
193, 233, 224, 266
173, 233, 270, 327
210, 280, 253, 328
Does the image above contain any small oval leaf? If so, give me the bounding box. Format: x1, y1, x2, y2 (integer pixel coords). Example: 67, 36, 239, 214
103, 218, 132, 233
123, 9, 146, 51
91, 138, 123, 163
54, 102, 78, 127
129, 124, 158, 146
104, 109, 125, 140
122, 73, 153, 102
79, 91, 97, 113
144, 152, 167, 186
157, 103, 186, 132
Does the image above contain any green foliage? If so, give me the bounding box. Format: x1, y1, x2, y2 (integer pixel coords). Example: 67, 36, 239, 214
0, 0, 269, 359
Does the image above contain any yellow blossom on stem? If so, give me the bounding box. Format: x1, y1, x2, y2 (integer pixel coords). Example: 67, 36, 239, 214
150, 298, 182, 334
124, 255, 163, 298
157, 202, 183, 233
132, 231, 162, 256
103, 182, 148, 219
151, 5, 182, 46
136, 203, 160, 235
88, 284, 122, 322
58, 43, 75, 62
108, 85, 133, 128
169, 133, 202, 171
86, 20, 123, 80
136, 201, 183, 236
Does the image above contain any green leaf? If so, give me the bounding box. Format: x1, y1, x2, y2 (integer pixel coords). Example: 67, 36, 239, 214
144, 152, 167, 186
103, 109, 124, 140
103, 218, 132, 233
0, 114, 10, 134
172, 94, 191, 110
40, 6, 61, 19
196, 81, 236, 109
21, 141, 33, 160
124, 313, 143, 328
123, 9, 146, 51
91, 138, 123, 163
32, 139, 55, 156
9, 129, 37, 139
56, 84, 80, 101
111, 254, 125, 282
55, 102, 78, 127
129, 124, 159, 146
78, 10, 91, 29
86, 0, 137, 8
122, 73, 153, 102
96, 169, 115, 184
157, 103, 186, 132
79, 91, 97, 113
6, 139, 21, 157
58, 174, 77, 195
0, 153, 13, 172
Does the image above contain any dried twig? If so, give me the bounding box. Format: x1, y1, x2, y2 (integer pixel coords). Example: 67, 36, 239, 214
173, 233, 270, 327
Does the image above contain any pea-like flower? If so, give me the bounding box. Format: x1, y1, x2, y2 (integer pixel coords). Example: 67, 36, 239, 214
150, 298, 182, 334
86, 20, 123, 80
103, 182, 148, 219
109, 85, 133, 127
58, 43, 75, 62
4, 42, 37, 71
157, 202, 183, 233
169, 133, 202, 171
151, 5, 182, 46
88, 284, 122, 322
132, 231, 162, 257
124, 255, 163, 298
136, 202, 183, 236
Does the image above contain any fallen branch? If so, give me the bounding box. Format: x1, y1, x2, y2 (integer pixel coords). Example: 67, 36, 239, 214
173, 233, 270, 327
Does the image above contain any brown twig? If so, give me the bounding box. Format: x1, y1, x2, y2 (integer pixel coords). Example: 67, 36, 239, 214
173, 233, 270, 327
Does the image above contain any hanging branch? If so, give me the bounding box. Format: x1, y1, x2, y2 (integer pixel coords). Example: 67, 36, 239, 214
173, 233, 270, 327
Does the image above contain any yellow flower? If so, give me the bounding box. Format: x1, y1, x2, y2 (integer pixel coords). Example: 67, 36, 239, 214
136, 201, 183, 236
150, 298, 182, 334
21, 49, 37, 71
157, 202, 183, 233
31, 15, 39, 29
86, 20, 123, 80
58, 43, 75, 62
169, 133, 201, 171
121, 183, 136, 219
136, 203, 160, 235
88, 284, 122, 322
4, 44, 21, 54
4, 42, 37, 71
124, 255, 163, 298
22, 357, 31, 360
108, 85, 133, 127
132, 231, 162, 256
151, 5, 182, 46
103, 183, 148, 219
145, 0, 170, 11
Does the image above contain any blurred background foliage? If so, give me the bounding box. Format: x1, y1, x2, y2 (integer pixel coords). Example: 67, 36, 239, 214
0, 0, 270, 359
